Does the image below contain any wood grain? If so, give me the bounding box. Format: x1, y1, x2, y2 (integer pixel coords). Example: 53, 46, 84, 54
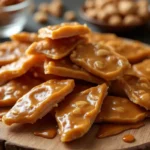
0, 119, 150, 150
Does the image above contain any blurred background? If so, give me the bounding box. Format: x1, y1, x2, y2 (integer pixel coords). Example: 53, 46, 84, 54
1, 0, 150, 43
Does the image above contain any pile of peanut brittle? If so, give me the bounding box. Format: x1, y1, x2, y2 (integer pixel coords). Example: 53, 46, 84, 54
0, 22, 150, 143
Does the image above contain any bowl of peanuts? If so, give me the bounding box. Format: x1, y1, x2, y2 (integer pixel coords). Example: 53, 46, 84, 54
80, 0, 150, 32
0, 0, 31, 38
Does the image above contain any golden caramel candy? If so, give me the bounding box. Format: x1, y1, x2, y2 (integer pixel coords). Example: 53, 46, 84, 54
107, 40, 150, 64
26, 36, 84, 60
119, 75, 150, 110
11, 32, 38, 43
56, 84, 108, 142
70, 42, 130, 81
0, 74, 42, 107
0, 55, 45, 85
44, 57, 104, 84
133, 59, 150, 80
86, 32, 118, 43
96, 122, 144, 138
3, 79, 75, 125
0, 41, 29, 66
96, 96, 147, 123
0, 107, 10, 121
38, 22, 90, 39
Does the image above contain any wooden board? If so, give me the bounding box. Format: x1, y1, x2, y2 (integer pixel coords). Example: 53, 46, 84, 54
1, 119, 150, 150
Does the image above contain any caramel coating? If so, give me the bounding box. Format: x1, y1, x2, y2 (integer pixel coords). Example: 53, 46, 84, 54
44, 57, 104, 84
3, 79, 75, 125
56, 84, 108, 142
38, 22, 90, 39
70, 42, 130, 81
96, 96, 147, 123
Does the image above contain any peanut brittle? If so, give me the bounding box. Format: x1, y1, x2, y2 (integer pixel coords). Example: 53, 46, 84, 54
107, 40, 150, 64
96, 96, 147, 123
0, 107, 11, 121
38, 22, 90, 39
56, 83, 108, 142
70, 42, 130, 81
44, 57, 104, 84
2, 79, 75, 125
0, 55, 45, 85
119, 75, 150, 110
11, 32, 38, 43
0, 41, 29, 66
133, 59, 150, 80
0, 75, 42, 107
26, 36, 84, 60
96, 122, 144, 138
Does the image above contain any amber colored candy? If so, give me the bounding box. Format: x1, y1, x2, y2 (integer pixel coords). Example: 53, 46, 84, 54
56, 83, 108, 142
96, 122, 144, 138
119, 75, 150, 110
38, 22, 90, 39
2, 79, 75, 125
133, 59, 150, 80
0, 107, 10, 121
44, 57, 104, 84
106, 40, 150, 64
86, 32, 118, 43
0, 74, 42, 107
11, 32, 38, 43
70, 42, 130, 81
95, 96, 147, 123
0, 41, 29, 66
123, 134, 135, 143
0, 55, 45, 85
26, 36, 84, 60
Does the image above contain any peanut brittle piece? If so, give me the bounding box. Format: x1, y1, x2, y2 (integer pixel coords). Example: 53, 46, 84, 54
44, 57, 104, 84
38, 22, 90, 39
0, 55, 45, 85
56, 83, 108, 142
107, 40, 150, 64
96, 96, 147, 123
133, 59, 150, 80
26, 36, 84, 60
11, 32, 38, 43
0, 41, 29, 66
119, 75, 150, 110
0, 75, 42, 107
2, 79, 75, 125
0, 107, 11, 121
96, 122, 144, 138
70, 42, 130, 81
86, 32, 118, 43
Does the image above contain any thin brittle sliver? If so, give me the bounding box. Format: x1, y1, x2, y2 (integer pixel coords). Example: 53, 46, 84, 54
0, 74, 42, 107
44, 57, 105, 84
95, 96, 147, 124
70, 42, 130, 81
2, 79, 75, 125
56, 83, 108, 142
26, 36, 85, 60
38, 22, 90, 39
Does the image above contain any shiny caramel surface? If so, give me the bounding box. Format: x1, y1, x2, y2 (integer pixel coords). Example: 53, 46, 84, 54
0, 55, 44, 85
0, 41, 29, 66
0, 74, 42, 107
44, 57, 104, 84
120, 75, 150, 110
26, 36, 84, 60
56, 84, 108, 142
70, 42, 130, 81
96, 122, 144, 138
2, 79, 75, 125
11, 32, 38, 43
38, 22, 90, 39
107, 40, 150, 64
96, 96, 147, 123
123, 134, 135, 143
133, 59, 150, 80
